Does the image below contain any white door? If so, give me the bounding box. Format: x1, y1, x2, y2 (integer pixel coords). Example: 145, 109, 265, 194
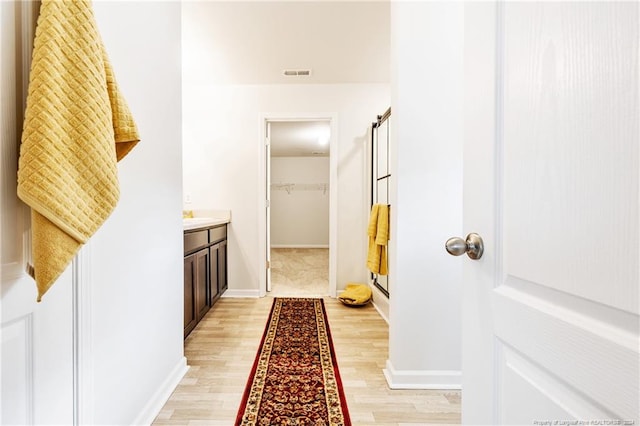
461, 2, 639, 424
1, 2, 74, 424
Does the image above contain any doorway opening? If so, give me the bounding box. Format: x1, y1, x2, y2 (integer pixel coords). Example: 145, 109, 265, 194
258, 115, 338, 298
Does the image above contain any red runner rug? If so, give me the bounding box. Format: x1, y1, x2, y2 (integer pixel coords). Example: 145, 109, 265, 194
235, 298, 351, 426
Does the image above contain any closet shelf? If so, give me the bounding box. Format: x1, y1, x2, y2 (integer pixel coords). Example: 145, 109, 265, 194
271, 183, 329, 195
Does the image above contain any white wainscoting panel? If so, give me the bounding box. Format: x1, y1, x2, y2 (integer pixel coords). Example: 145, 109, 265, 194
1, 314, 34, 425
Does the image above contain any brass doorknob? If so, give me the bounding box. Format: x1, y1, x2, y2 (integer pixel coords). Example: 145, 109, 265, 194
445, 233, 484, 260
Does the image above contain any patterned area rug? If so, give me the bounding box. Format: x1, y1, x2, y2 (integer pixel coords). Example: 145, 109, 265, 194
235, 298, 351, 426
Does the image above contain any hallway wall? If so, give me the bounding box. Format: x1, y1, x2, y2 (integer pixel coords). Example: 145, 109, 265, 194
387, 1, 463, 388
86, 3, 186, 424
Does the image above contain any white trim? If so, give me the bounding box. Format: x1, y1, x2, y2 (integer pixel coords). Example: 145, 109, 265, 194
258, 116, 267, 297
72, 244, 93, 426
328, 116, 338, 298
383, 360, 461, 390
270, 244, 329, 249
130, 357, 189, 426
266, 123, 272, 293
258, 113, 339, 299
221, 289, 261, 298
369, 282, 389, 324
1, 0, 36, 283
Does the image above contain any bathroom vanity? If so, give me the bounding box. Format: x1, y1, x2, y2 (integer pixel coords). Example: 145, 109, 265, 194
183, 218, 229, 338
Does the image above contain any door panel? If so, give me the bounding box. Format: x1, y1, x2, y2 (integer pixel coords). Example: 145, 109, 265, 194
183, 254, 196, 336
2, 314, 34, 423
502, 2, 638, 313
195, 249, 209, 321
499, 345, 589, 423
494, 285, 637, 418
463, 2, 639, 423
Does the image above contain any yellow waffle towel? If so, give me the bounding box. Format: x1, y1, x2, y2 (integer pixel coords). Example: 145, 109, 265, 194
17, 0, 139, 301
366, 204, 390, 275
338, 283, 372, 306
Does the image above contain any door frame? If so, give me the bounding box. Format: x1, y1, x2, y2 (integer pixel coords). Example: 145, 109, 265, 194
258, 113, 339, 298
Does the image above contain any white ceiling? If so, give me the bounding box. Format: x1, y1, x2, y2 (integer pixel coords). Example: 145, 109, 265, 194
182, 1, 390, 86
182, 1, 390, 156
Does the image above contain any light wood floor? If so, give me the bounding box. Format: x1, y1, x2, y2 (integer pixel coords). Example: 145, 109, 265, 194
153, 297, 461, 425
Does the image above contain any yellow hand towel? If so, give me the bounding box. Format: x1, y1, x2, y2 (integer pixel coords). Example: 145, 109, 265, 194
375, 204, 390, 246
17, 0, 139, 301
366, 204, 390, 275
367, 204, 380, 238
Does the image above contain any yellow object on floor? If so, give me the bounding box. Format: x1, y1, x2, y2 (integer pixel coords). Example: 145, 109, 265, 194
366, 204, 390, 275
338, 283, 372, 306
17, 0, 139, 301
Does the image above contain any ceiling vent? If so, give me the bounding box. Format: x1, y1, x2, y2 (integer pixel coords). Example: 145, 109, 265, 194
283, 69, 312, 77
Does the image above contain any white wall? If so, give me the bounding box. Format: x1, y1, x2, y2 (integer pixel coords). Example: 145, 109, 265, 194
271, 157, 329, 247
90, 2, 186, 424
386, 2, 463, 388
183, 84, 390, 293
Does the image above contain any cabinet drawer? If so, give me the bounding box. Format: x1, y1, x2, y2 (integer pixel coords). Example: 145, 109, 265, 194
184, 230, 208, 254
209, 226, 227, 243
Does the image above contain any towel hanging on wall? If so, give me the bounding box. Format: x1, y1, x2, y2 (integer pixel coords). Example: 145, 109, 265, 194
17, 0, 140, 301
366, 203, 390, 275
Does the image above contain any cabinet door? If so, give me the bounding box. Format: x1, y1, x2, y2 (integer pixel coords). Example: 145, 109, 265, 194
218, 240, 227, 294
183, 254, 197, 337
194, 248, 210, 322
209, 244, 220, 305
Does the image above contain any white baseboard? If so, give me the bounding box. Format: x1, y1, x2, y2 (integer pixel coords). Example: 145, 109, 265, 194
369, 283, 389, 324
270, 244, 329, 249
383, 359, 461, 390
131, 357, 189, 426
221, 289, 261, 298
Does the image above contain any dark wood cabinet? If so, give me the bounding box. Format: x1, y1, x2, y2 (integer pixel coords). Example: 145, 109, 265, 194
194, 248, 210, 322
183, 254, 197, 337
184, 224, 228, 338
208, 239, 228, 305
208, 227, 228, 306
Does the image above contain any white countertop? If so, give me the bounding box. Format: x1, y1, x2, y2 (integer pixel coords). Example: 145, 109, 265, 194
182, 210, 231, 231
183, 217, 229, 231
